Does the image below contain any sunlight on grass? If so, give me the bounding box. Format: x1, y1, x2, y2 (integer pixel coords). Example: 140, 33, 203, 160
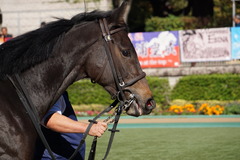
85, 128, 240, 160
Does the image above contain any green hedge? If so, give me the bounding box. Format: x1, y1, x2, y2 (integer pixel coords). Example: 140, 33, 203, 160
145, 15, 184, 32
67, 79, 112, 105
145, 15, 231, 32
67, 74, 240, 107
171, 74, 240, 101
146, 76, 170, 106
67, 77, 170, 106
145, 16, 201, 32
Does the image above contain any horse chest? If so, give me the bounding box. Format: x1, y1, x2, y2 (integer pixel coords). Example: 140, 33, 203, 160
0, 81, 37, 159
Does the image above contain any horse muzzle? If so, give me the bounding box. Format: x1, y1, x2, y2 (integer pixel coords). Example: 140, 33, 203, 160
120, 91, 156, 117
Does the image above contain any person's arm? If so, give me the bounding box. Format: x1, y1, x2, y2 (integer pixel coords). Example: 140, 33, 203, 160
46, 113, 107, 137
42, 95, 107, 137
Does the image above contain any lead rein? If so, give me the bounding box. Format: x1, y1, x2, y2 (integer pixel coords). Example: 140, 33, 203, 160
88, 101, 124, 160
69, 99, 119, 160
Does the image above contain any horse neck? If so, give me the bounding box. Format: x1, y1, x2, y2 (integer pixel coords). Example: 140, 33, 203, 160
19, 60, 80, 117
19, 23, 101, 117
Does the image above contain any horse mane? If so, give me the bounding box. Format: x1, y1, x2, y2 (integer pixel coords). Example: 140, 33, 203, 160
0, 10, 112, 80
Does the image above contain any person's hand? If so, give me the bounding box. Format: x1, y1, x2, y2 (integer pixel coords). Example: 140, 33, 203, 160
89, 121, 108, 137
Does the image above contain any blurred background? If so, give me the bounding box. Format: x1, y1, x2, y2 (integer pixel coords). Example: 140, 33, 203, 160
1, 1, 240, 159
0, 0, 239, 36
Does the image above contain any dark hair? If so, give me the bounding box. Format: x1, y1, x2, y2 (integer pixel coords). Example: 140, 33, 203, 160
0, 10, 112, 79
1, 26, 7, 30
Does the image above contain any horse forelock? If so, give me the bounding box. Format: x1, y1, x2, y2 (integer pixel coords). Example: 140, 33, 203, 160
0, 10, 113, 80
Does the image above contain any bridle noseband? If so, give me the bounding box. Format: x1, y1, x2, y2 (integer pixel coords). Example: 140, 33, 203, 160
8, 18, 146, 160
97, 18, 146, 102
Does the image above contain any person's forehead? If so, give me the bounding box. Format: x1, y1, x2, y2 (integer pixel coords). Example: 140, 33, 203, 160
1, 28, 7, 30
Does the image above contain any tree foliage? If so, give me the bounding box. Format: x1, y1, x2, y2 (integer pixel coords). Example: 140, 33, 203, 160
63, 0, 240, 32
129, 0, 239, 32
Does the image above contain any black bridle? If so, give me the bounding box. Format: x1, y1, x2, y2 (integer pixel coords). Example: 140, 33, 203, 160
98, 18, 146, 102
8, 18, 146, 160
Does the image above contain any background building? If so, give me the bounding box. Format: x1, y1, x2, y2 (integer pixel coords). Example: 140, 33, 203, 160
0, 0, 112, 36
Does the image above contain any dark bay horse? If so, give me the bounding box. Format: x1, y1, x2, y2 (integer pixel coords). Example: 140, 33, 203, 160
0, 1, 155, 159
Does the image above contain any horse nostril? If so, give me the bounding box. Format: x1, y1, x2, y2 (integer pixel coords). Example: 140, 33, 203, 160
146, 98, 156, 110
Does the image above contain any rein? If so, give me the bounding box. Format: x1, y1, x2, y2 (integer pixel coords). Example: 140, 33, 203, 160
8, 74, 57, 160
8, 18, 146, 160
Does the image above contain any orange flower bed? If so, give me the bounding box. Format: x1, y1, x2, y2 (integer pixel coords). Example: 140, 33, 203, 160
198, 103, 224, 115
168, 103, 224, 115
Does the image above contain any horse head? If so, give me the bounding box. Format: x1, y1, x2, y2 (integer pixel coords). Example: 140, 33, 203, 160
0, 1, 156, 159
0, 1, 155, 118
84, 1, 156, 116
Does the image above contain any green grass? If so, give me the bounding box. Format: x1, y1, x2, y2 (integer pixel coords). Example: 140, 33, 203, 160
85, 128, 240, 160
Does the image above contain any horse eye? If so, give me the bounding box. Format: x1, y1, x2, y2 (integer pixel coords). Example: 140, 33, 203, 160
121, 50, 131, 57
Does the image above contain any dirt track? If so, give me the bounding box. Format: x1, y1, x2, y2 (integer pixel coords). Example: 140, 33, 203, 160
79, 116, 240, 124
118, 117, 240, 124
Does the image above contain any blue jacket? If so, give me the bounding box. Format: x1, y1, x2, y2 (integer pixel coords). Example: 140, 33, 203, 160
34, 92, 85, 160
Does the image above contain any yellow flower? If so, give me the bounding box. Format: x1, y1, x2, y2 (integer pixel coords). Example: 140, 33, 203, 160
168, 103, 224, 115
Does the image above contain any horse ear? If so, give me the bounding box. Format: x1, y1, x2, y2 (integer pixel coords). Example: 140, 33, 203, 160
110, 0, 129, 24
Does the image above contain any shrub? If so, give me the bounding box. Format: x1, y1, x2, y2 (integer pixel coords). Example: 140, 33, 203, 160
145, 15, 233, 32
224, 103, 240, 115
67, 74, 240, 115
146, 77, 170, 107
145, 15, 184, 32
67, 79, 113, 105
145, 16, 203, 32
171, 74, 240, 101
67, 77, 171, 107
